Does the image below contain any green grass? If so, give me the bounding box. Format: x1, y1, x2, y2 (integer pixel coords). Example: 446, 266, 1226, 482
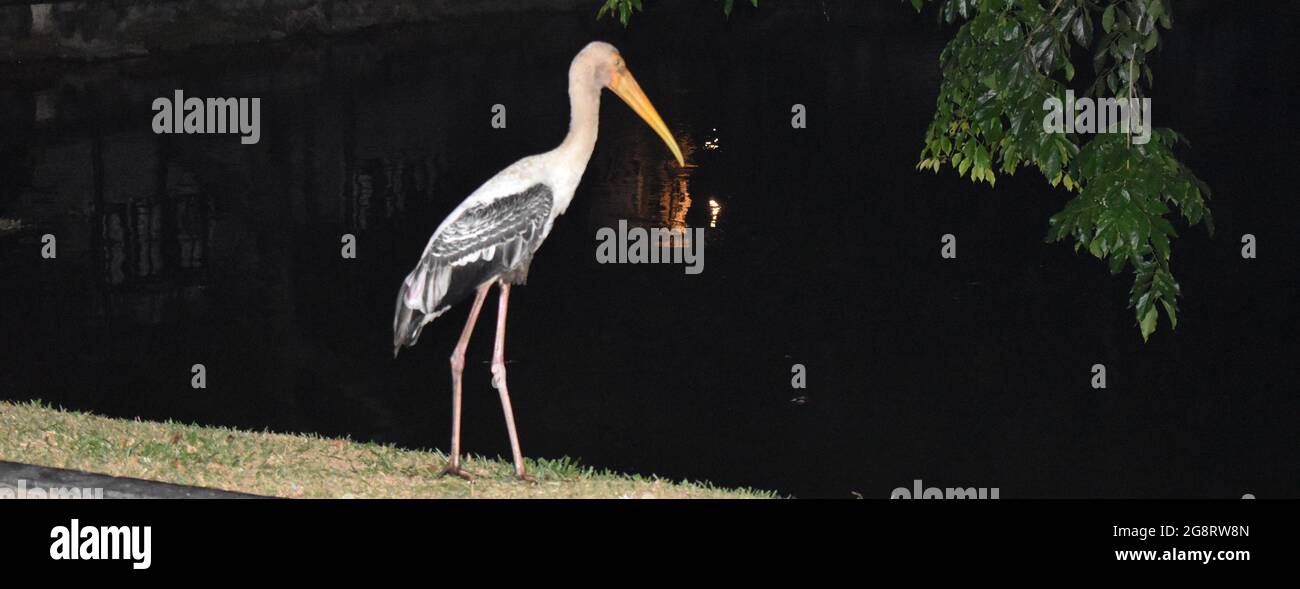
0, 400, 775, 499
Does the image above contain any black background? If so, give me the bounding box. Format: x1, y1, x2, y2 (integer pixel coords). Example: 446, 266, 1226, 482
0, 1, 1296, 500
1, 499, 1288, 576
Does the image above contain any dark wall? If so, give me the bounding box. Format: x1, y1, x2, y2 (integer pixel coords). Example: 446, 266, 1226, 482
0, 0, 591, 61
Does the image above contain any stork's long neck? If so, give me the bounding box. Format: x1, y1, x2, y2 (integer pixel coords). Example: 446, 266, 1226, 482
553, 72, 602, 187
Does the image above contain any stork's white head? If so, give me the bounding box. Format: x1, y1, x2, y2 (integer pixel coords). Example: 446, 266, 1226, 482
571, 41, 685, 166
571, 41, 622, 87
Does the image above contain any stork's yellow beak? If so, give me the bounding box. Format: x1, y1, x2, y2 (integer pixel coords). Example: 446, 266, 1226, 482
609, 66, 685, 167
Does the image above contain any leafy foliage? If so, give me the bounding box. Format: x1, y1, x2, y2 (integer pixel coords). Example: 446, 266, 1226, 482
910, 0, 1211, 340
597, 0, 758, 26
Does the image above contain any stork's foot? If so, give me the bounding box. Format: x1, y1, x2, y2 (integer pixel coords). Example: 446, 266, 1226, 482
516, 471, 536, 483
437, 462, 476, 481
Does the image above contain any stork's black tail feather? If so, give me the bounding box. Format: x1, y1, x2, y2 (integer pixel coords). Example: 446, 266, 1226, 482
393, 287, 427, 358
393, 183, 554, 358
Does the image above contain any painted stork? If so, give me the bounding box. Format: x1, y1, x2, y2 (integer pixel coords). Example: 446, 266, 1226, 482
393, 42, 685, 481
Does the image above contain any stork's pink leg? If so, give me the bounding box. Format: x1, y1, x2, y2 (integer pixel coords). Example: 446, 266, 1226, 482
491, 282, 533, 481
440, 284, 491, 480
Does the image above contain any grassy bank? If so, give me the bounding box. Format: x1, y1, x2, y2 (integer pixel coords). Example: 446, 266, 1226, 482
0, 401, 773, 499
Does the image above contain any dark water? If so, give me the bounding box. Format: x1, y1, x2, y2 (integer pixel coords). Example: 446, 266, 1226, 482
1, 2, 1297, 498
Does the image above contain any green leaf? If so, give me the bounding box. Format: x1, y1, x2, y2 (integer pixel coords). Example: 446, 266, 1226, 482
1071, 10, 1092, 46
1102, 5, 1116, 33
1139, 306, 1158, 341
1149, 0, 1166, 25
1143, 29, 1159, 52
1161, 299, 1178, 330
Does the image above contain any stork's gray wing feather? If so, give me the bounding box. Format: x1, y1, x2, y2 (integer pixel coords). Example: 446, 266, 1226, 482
393, 184, 553, 354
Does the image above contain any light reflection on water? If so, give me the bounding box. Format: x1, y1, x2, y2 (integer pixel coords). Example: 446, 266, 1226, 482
586, 124, 726, 247
588, 125, 701, 239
